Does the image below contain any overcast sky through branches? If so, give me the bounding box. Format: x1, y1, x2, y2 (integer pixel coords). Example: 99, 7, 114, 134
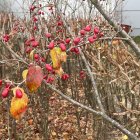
1, 0, 140, 36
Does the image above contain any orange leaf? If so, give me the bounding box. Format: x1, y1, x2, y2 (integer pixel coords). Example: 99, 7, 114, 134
26, 65, 43, 92
10, 87, 29, 120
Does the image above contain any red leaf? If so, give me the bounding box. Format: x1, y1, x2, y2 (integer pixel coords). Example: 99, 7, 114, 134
26, 65, 43, 92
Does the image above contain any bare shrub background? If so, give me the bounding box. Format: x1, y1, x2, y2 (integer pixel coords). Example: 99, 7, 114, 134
0, 0, 140, 139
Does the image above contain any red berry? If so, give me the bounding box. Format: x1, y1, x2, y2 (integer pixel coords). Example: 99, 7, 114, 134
34, 54, 39, 59
25, 40, 30, 46
41, 57, 45, 62
38, 11, 42, 15
43, 74, 48, 79
61, 74, 69, 80
0, 80, 2, 86
16, 89, 23, 98
80, 30, 86, 36
33, 17, 38, 22
65, 38, 71, 44
31, 40, 39, 47
94, 27, 99, 34
5, 83, 11, 88
57, 21, 63, 26
3, 34, 10, 42
93, 34, 97, 39
26, 47, 32, 53
30, 5, 36, 11
33, 26, 37, 30
99, 32, 104, 37
48, 41, 54, 49
51, 70, 56, 75
73, 37, 81, 45
60, 43, 66, 51
70, 48, 75, 52
46, 77, 54, 83
45, 33, 51, 38
88, 36, 95, 43
84, 25, 91, 32
74, 48, 80, 54
45, 64, 53, 71
2, 88, 9, 98
80, 70, 86, 79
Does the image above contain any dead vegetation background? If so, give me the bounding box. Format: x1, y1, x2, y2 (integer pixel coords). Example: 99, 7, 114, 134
0, 0, 140, 139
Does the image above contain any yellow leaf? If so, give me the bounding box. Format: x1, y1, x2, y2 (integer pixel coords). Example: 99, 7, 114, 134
10, 87, 29, 120
50, 47, 61, 69
60, 51, 67, 62
112, 54, 117, 60
55, 67, 64, 77
29, 49, 35, 60
22, 69, 28, 80
50, 47, 67, 70
122, 135, 128, 140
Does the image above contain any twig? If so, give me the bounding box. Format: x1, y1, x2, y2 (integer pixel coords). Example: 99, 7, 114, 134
79, 48, 105, 113
0, 41, 28, 65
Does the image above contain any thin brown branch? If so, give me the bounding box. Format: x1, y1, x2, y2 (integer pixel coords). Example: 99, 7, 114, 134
79, 47, 105, 113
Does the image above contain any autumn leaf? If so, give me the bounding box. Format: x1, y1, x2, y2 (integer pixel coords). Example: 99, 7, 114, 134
50, 47, 61, 69
50, 47, 67, 76
55, 67, 64, 77
22, 69, 28, 80
29, 49, 35, 60
112, 40, 120, 46
122, 135, 128, 140
10, 87, 29, 120
60, 51, 67, 62
26, 65, 43, 92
